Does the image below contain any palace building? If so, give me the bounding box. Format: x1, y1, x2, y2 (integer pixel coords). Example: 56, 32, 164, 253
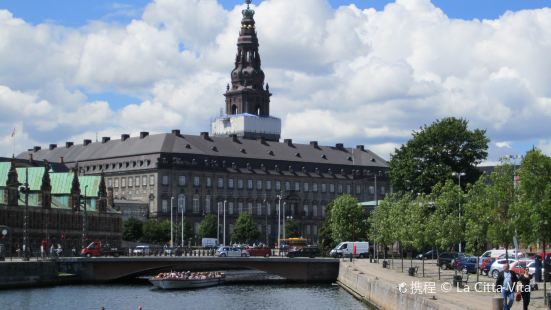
14, 1, 390, 245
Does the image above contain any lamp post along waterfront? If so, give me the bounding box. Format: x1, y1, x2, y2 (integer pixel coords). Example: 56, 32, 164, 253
223, 200, 226, 246
170, 196, 174, 248
452, 172, 466, 253
21, 168, 30, 261
217, 202, 220, 244
181, 200, 184, 247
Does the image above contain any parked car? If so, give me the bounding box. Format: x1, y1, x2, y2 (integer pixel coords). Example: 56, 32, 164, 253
416, 250, 438, 260
216, 246, 249, 257
489, 258, 517, 278
480, 257, 496, 275
437, 252, 465, 270
454, 256, 479, 274
287, 246, 321, 258
244, 246, 272, 257
133, 245, 151, 256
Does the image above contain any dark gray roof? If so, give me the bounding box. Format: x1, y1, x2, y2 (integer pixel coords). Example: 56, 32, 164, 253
17, 133, 388, 168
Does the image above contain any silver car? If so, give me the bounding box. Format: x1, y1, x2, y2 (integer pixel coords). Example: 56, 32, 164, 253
489, 258, 517, 278
216, 246, 249, 257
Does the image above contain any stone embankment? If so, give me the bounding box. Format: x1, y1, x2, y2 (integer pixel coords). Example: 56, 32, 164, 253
0, 260, 66, 289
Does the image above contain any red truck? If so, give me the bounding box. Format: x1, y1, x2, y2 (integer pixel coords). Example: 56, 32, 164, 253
244, 246, 272, 257
80, 240, 125, 257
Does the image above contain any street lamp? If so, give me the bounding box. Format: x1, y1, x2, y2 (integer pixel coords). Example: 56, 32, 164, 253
223, 200, 226, 246
452, 172, 466, 253
82, 185, 88, 249
277, 194, 283, 250
170, 196, 174, 248
217, 201, 221, 244
19, 168, 30, 261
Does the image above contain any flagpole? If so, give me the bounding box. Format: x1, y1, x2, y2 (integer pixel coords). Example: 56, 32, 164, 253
11, 127, 16, 157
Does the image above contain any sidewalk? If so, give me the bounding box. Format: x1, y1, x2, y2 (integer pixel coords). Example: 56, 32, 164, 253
341, 259, 549, 310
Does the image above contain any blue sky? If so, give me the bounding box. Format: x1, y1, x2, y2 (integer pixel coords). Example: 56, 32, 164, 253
1, 0, 551, 162
2, 0, 550, 27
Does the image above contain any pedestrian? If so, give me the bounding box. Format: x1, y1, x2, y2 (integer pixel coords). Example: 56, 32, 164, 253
518, 267, 532, 310
496, 264, 518, 310
534, 255, 542, 282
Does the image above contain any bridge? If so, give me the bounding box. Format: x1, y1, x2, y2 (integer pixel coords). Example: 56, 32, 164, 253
56, 256, 339, 283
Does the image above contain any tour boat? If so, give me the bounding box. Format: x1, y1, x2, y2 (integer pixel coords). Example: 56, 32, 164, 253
149, 272, 225, 290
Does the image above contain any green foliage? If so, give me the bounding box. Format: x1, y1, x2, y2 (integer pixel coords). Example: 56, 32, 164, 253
319, 204, 335, 254
285, 219, 301, 238
232, 213, 259, 243
426, 180, 465, 251
199, 214, 218, 239
328, 194, 367, 243
142, 219, 171, 244
177, 219, 194, 246
389, 117, 489, 194
122, 218, 143, 242
485, 163, 516, 250
463, 178, 492, 254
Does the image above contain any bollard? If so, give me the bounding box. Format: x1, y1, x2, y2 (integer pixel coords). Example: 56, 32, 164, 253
491, 296, 503, 310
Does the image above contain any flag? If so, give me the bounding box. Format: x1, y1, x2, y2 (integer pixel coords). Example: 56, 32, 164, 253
10, 128, 15, 138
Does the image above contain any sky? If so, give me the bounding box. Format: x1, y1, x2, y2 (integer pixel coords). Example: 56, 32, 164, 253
1, 0, 550, 164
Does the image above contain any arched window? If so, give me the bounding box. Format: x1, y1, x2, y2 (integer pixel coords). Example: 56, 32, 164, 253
231, 104, 238, 115
256, 105, 261, 115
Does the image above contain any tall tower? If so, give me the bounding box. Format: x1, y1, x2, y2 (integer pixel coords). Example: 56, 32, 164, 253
212, 0, 281, 141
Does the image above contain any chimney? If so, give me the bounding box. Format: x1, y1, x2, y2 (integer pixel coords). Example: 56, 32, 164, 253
121, 134, 130, 141
310, 141, 319, 148
33, 146, 41, 152
28, 153, 33, 162
140, 131, 149, 139
102, 137, 110, 143
171, 129, 181, 136
230, 134, 239, 143
284, 139, 293, 146
66, 142, 74, 148
259, 137, 266, 145
336, 143, 344, 150
60, 156, 64, 164
356, 145, 365, 151
83, 139, 92, 146
49, 144, 57, 150
200, 132, 209, 140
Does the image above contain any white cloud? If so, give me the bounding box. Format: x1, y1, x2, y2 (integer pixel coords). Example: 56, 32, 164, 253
0, 0, 550, 162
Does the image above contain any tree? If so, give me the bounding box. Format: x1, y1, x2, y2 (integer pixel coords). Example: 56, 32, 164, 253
232, 213, 259, 243
463, 177, 492, 254
425, 180, 464, 251
142, 219, 171, 244
389, 117, 489, 194
123, 218, 143, 242
199, 214, 218, 239
328, 194, 367, 244
319, 203, 335, 254
285, 219, 301, 238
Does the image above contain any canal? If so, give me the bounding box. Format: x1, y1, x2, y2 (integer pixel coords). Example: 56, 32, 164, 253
0, 282, 369, 310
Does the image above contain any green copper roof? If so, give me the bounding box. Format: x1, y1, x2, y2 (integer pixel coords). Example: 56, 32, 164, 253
0, 162, 45, 190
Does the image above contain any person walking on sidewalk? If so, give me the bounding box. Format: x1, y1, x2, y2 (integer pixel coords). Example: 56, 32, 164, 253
496, 264, 518, 310
518, 267, 532, 310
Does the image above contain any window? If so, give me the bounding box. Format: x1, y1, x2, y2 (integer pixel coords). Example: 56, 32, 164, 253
294, 182, 300, 191
346, 184, 351, 193
381, 186, 385, 194
217, 177, 224, 188
193, 195, 200, 213
266, 202, 271, 215
194, 223, 200, 234
238, 202, 244, 214
337, 184, 343, 193
247, 202, 253, 214
330, 184, 335, 193
142, 176, 147, 187
114, 178, 119, 188
178, 194, 186, 213
247, 179, 253, 190
266, 181, 272, 191
306, 225, 311, 235
135, 176, 140, 187
303, 205, 309, 217
229, 224, 234, 234
237, 179, 244, 189
228, 202, 234, 215
369, 186, 375, 194
206, 177, 212, 187
149, 175, 155, 186
312, 183, 318, 192
313, 205, 318, 217
162, 175, 169, 186
193, 176, 200, 187
178, 176, 186, 186
275, 181, 281, 191
256, 180, 262, 190
228, 178, 234, 189
205, 195, 211, 213
128, 177, 133, 187
107, 178, 113, 188
313, 225, 318, 236
285, 182, 290, 191
267, 225, 271, 235
162, 200, 168, 213
322, 205, 326, 218
356, 185, 361, 195
304, 182, 309, 192
321, 183, 327, 193
121, 178, 126, 187
257, 203, 262, 216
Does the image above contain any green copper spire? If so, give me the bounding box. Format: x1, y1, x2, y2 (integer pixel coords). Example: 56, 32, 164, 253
242, 0, 255, 18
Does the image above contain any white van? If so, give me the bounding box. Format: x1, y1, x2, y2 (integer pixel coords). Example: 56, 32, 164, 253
330, 241, 369, 258
479, 249, 523, 264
